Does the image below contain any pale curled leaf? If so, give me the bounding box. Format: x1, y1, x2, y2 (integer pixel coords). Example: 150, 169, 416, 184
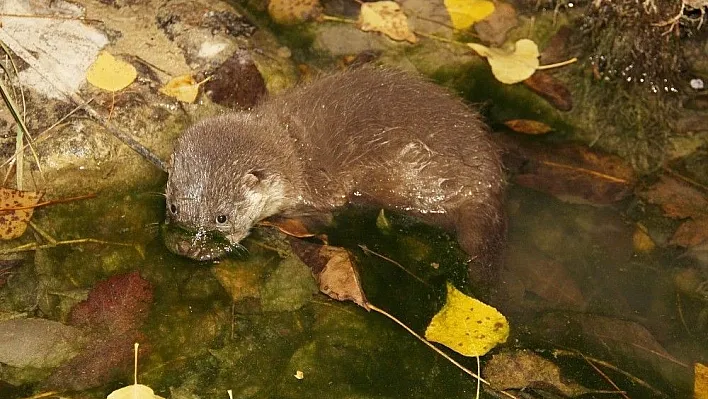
468, 39, 539, 84
159, 75, 202, 103
358, 1, 417, 43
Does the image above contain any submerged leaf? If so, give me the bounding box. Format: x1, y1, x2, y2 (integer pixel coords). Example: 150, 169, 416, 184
485, 350, 592, 396
468, 39, 539, 84
425, 282, 508, 356
444, 0, 495, 30
86, 51, 137, 92
0, 188, 43, 239
358, 1, 417, 43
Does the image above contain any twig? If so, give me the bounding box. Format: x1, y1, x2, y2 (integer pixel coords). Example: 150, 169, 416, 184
0, 238, 140, 255
0, 13, 103, 23
554, 349, 670, 398
579, 352, 630, 399
3, 193, 96, 211
358, 244, 428, 286
369, 303, 489, 385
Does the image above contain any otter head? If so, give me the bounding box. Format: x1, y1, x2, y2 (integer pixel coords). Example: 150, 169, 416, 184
164, 114, 298, 261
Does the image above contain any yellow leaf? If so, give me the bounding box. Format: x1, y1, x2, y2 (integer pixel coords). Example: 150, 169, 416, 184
159, 75, 207, 103
86, 51, 137, 92
0, 188, 43, 240
468, 39, 540, 84
696, 363, 708, 399
425, 282, 509, 357
444, 0, 495, 30
358, 1, 417, 43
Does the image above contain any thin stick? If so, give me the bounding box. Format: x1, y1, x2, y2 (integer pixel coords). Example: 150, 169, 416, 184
3, 193, 96, 211
358, 244, 427, 285
368, 304, 489, 385
554, 349, 669, 398
0, 238, 138, 255
580, 352, 630, 399
0, 13, 104, 23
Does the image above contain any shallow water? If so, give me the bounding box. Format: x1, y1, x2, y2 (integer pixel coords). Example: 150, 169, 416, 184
1, 175, 702, 398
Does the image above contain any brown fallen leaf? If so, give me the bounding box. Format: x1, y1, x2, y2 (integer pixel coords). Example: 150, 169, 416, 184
504, 119, 552, 135
485, 349, 592, 397
641, 175, 708, 248
497, 135, 636, 204
289, 239, 369, 309
474, 1, 517, 46
523, 70, 573, 111
0, 188, 43, 239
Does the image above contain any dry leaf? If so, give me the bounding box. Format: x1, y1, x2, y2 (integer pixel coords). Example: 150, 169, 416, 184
86, 51, 137, 92
468, 39, 539, 84
444, 0, 495, 30
358, 1, 417, 43
0, 188, 43, 240
159, 75, 205, 103
289, 240, 369, 309
425, 282, 508, 357
504, 119, 552, 135
317, 246, 369, 309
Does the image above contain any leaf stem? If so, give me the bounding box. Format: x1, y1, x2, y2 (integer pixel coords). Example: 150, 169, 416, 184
537, 57, 578, 70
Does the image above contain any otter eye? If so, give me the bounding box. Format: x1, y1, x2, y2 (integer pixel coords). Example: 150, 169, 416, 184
216, 214, 228, 224
169, 204, 178, 215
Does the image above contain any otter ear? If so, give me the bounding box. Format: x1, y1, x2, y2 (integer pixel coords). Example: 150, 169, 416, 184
243, 169, 266, 188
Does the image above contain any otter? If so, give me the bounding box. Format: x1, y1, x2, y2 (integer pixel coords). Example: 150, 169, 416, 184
165, 67, 505, 280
